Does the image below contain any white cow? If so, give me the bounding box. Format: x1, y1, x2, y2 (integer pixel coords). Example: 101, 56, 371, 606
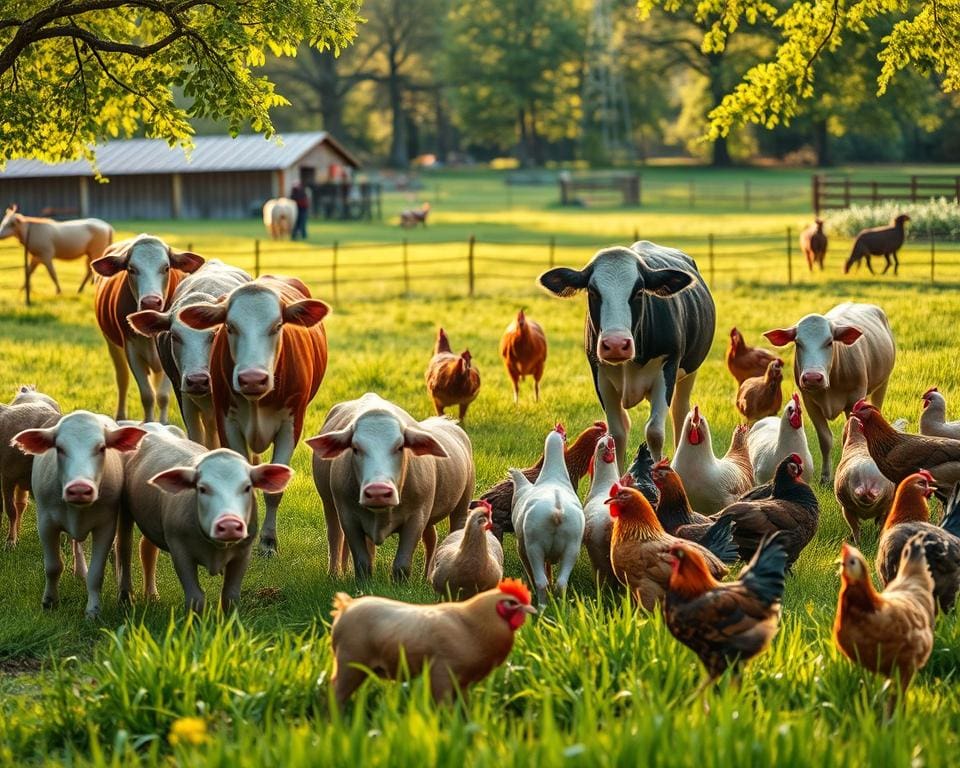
263, 198, 298, 240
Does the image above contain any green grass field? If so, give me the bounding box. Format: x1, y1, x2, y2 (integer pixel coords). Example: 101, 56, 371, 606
2, 167, 960, 766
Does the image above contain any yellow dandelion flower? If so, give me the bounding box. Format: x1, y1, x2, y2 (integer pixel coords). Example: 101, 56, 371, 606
168, 716, 209, 747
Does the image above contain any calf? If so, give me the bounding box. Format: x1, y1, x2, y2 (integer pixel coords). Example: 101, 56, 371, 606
539, 241, 715, 464
308, 393, 474, 580
765, 302, 896, 483
800, 219, 828, 271
844, 214, 910, 275
13, 411, 146, 618
93, 235, 204, 422
117, 430, 292, 612
128, 260, 251, 447
263, 198, 298, 240
179, 276, 329, 554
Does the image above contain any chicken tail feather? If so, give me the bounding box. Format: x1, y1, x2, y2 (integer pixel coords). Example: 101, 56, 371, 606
941, 482, 960, 538
701, 516, 739, 564
740, 533, 788, 606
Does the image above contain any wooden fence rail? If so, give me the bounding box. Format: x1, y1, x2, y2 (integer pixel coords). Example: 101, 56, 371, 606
813, 174, 960, 214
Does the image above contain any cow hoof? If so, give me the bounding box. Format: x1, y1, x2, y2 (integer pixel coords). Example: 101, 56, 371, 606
118, 590, 132, 606
4, 539, 16, 550
41, 598, 58, 611
85, 608, 102, 621
258, 539, 278, 557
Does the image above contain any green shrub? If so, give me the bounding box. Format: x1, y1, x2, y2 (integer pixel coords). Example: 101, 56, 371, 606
826, 198, 960, 239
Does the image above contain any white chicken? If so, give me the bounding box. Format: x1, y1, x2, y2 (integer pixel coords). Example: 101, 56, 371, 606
670, 405, 753, 514
747, 393, 815, 484
511, 424, 585, 603
582, 433, 621, 587
919, 387, 960, 440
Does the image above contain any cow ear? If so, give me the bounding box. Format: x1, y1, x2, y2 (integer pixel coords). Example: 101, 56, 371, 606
169, 249, 205, 274
403, 427, 449, 457
106, 426, 147, 452
12, 427, 56, 454
538, 267, 590, 297
263, 275, 311, 298
305, 426, 354, 459
92, 239, 133, 276
283, 299, 330, 327
832, 325, 863, 345
149, 467, 197, 494
763, 327, 797, 346
641, 267, 694, 297
127, 310, 171, 337
250, 464, 294, 493
179, 302, 227, 330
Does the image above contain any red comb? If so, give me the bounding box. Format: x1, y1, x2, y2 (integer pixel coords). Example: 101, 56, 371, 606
473, 499, 493, 514
923, 387, 939, 398
498, 578, 531, 605
653, 458, 671, 470
852, 398, 869, 412
917, 469, 935, 482
554, 422, 567, 439
618, 473, 635, 487
789, 453, 803, 465
609, 482, 622, 496
792, 392, 800, 405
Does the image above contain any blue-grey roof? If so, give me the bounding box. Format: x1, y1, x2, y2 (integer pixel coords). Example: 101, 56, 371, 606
0, 132, 359, 179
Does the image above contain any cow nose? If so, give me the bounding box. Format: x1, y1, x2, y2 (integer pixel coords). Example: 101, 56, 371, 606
64, 480, 97, 504
237, 368, 270, 396
213, 515, 247, 542
598, 333, 634, 363
361, 482, 399, 507
800, 371, 825, 388
139, 294, 163, 311
184, 372, 211, 394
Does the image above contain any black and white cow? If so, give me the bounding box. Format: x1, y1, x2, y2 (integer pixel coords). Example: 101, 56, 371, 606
539, 241, 715, 464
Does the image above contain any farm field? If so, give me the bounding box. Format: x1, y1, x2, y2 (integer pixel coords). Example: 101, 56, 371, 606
1, 167, 960, 765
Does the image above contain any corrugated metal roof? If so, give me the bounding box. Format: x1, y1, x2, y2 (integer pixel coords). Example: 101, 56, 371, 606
0, 132, 359, 179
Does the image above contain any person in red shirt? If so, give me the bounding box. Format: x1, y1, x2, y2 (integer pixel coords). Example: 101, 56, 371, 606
291, 183, 310, 240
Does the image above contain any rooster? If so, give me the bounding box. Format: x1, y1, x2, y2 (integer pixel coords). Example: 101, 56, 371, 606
330, 578, 535, 706
919, 387, 960, 440
715, 453, 819, 567
833, 537, 935, 712
726, 327, 781, 385
736, 359, 784, 422
665, 534, 788, 691
481, 420, 605, 539
582, 434, 622, 586
834, 416, 896, 542
425, 327, 481, 424
671, 407, 753, 514
606, 482, 738, 611
747, 394, 814, 484
876, 473, 960, 612
651, 460, 730, 546
429, 501, 504, 600
499, 309, 548, 403
852, 399, 960, 497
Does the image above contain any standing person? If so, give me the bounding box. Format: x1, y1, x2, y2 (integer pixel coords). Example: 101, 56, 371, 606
291, 183, 310, 240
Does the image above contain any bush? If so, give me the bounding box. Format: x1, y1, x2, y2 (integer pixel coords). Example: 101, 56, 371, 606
825, 198, 960, 240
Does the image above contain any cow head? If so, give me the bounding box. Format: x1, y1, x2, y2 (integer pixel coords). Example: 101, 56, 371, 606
764, 314, 862, 391
539, 246, 694, 365
0, 205, 20, 239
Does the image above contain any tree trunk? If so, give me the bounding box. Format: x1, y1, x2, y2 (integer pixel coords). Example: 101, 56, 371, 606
529, 102, 545, 166
434, 90, 450, 163
707, 52, 732, 167
517, 108, 531, 167
711, 135, 731, 167
387, 49, 408, 168
813, 118, 831, 167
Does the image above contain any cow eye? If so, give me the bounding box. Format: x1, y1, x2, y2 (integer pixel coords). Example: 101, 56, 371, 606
56, 446, 64, 456
226, 324, 236, 335
128, 266, 137, 276
171, 333, 182, 345
243, 484, 252, 493
97, 444, 106, 454
270, 322, 282, 336
162, 265, 170, 274
587, 286, 599, 299
823, 340, 833, 348
198, 485, 208, 495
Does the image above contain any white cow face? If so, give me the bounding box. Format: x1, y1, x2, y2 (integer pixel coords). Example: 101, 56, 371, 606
92, 235, 203, 311
129, 302, 217, 397
765, 315, 862, 391
307, 410, 448, 509
14, 411, 145, 505
150, 449, 292, 543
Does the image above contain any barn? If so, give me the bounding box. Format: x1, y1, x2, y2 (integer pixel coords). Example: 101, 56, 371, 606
0, 132, 361, 220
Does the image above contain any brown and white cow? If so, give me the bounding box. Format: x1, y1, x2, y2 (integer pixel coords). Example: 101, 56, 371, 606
179, 276, 330, 554
93, 235, 204, 423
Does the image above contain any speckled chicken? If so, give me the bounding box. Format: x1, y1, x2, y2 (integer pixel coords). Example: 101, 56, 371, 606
429, 501, 504, 600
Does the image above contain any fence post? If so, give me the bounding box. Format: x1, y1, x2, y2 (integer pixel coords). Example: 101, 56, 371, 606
812, 174, 820, 215
254, 239, 261, 278
187, 242, 194, 253
332, 240, 339, 303
633, 227, 639, 242
930, 228, 936, 284
744, 181, 751, 211
548, 236, 556, 269
402, 238, 410, 295
786, 227, 793, 285
911, 176, 918, 203
708, 233, 715, 285
467, 235, 475, 298
871, 181, 878, 203
22, 240, 30, 307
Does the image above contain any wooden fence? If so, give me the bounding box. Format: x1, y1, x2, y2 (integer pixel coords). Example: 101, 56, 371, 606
812, 174, 960, 214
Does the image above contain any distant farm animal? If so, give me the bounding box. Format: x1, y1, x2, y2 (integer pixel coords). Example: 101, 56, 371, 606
400, 202, 430, 228
425, 327, 481, 424
0, 205, 113, 293
93, 235, 204, 423
800, 219, 828, 271
263, 198, 298, 240
844, 214, 910, 275
539, 240, 716, 464
499, 309, 547, 403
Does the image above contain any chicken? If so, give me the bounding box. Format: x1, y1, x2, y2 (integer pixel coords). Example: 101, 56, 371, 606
747, 394, 814, 484
582, 434, 621, 586
736, 359, 784, 422
499, 309, 548, 403
852, 399, 960, 497
651, 460, 715, 543
425, 327, 481, 424
671, 407, 753, 514
607, 482, 737, 611
510, 425, 585, 603
726, 327, 781, 385
715, 453, 820, 567
665, 534, 788, 689
624, 440, 660, 508
330, 578, 535, 706
481, 420, 605, 539
919, 387, 960, 440
876, 473, 960, 612
834, 415, 896, 542
428, 501, 504, 600
833, 537, 935, 710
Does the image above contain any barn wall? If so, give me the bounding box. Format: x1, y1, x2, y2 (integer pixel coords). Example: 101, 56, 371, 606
0, 177, 81, 217
89, 174, 173, 219
181, 171, 273, 219
283, 143, 355, 188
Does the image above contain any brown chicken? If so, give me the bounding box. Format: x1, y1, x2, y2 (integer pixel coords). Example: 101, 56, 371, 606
876, 473, 960, 612
715, 453, 820, 567
726, 327, 782, 385
607, 482, 738, 611
330, 578, 535, 706
833, 538, 935, 710
853, 399, 960, 497
482, 420, 606, 539
651, 460, 714, 543
428, 501, 504, 600
499, 309, 547, 403
736, 359, 784, 422
665, 534, 788, 689
425, 327, 481, 424
834, 415, 896, 543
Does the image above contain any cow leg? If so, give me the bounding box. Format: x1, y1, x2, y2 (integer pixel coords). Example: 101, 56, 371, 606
41, 259, 62, 294
342, 512, 373, 580
126, 349, 157, 422
808, 401, 834, 485
598, 374, 631, 470
892, 250, 900, 276
644, 370, 670, 462
140, 538, 160, 600
84, 522, 115, 620
422, 524, 437, 577
181, 397, 206, 446
670, 371, 697, 451
865, 255, 875, 275
260, 422, 296, 556
21, 258, 41, 292
2, 476, 18, 547
508, 370, 520, 404
171, 549, 205, 613
154, 370, 172, 424
881, 253, 892, 275
392, 518, 423, 581
72, 539, 88, 580
220, 551, 251, 612
317, 468, 346, 577
106, 342, 130, 421
39, 519, 64, 610
116, 507, 135, 604
78, 257, 93, 293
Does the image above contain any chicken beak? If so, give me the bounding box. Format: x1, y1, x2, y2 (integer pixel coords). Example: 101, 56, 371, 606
522, 605, 537, 615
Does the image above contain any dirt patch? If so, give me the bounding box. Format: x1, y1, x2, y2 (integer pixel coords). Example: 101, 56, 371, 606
0, 656, 43, 676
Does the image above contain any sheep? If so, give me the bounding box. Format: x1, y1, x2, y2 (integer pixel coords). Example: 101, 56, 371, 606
844, 214, 910, 276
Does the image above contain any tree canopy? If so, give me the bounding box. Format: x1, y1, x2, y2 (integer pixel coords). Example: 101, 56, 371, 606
0, 0, 362, 166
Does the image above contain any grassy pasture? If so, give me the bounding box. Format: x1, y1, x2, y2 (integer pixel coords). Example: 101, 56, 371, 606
1, 167, 960, 765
